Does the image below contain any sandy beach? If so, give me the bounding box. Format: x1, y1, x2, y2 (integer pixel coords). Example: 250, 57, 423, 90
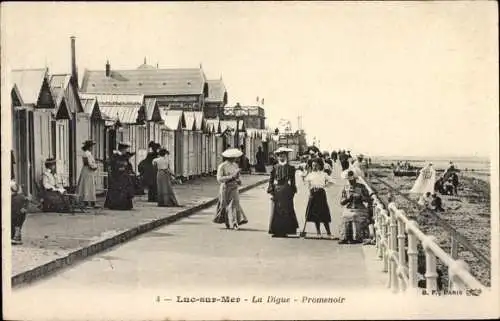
368, 164, 491, 288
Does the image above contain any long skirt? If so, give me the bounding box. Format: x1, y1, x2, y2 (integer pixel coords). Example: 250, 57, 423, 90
255, 161, 266, 173
269, 183, 299, 236
213, 182, 248, 228
77, 166, 97, 202
305, 188, 331, 223
339, 208, 370, 242
104, 173, 134, 210
42, 190, 71, 212
157, 169, 179, 207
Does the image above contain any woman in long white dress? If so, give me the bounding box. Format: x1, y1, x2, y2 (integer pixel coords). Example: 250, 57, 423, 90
153, 148, 180, 207
77, 140, 98, 208
213, 148, 248, 230
410, 163, 436, 195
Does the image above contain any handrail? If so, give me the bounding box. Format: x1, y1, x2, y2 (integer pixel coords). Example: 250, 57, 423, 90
357, 175, 486, 293
371, 174, 490, 267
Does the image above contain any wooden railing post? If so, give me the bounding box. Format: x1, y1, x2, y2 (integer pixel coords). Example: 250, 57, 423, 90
406, 220, 419, 290
449, 236, 459, 289
375, 204, 383, 259
389, 209, 400, 293
424, 236, 439, 292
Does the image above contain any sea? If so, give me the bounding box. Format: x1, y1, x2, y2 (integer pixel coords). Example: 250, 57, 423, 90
372, 155, 491, 174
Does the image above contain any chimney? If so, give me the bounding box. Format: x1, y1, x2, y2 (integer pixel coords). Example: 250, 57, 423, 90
70, 36, 78, 87
105, 60, 111, 77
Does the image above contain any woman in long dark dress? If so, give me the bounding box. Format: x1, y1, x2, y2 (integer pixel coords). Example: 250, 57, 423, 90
267, 147, 299, 237
104, 142, 136, 210
255, 146, 267, 173
304, 158, 334, 238
138, 141, 160, 202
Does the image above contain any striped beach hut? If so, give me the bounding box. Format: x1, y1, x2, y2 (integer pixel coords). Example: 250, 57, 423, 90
84, 93, 147, 173
10, 69, 57, 196
79, 97, 107, 190
159, 109, 186, 178
144, 97, 163, 143
206, 118, 221, 174
183, 112, 197, 178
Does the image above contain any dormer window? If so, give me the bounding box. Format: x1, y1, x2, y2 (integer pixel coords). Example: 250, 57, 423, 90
113, 84, 117, 87
162, 82, 167, 85
138, 82, 143, 86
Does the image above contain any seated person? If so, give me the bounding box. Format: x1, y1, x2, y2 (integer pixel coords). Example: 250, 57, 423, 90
443, 178, 454, 195
418, 192, 433, 208
41, 158, 71, 212
430, 193, 445, 212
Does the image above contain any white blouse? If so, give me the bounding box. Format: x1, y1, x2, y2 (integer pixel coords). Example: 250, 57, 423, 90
153, 156, 171, 170
217, 161, 240, 184
83, 150, 97, 169
304, 171, 334, 189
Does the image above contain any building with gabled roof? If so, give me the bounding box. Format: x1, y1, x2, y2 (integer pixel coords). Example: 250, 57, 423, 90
205, 78, 228, 119
80, 60, 209, 111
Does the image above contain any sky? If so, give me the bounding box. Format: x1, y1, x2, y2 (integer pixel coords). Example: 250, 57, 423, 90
1, 2, 498, 158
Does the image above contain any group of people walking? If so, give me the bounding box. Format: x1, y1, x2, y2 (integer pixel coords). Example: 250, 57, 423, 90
212, 145, 375, 245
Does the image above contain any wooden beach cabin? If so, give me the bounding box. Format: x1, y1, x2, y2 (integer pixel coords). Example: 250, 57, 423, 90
159, 109, 186, 178
11, 69, 57, 196
49, 74, 85, 187
193, 111, 208, 175
206, 118, 221, 174
83, 93, 147, 173
144, 97, 163, 143
183, 111, 197, 178
79, 97, 107, 190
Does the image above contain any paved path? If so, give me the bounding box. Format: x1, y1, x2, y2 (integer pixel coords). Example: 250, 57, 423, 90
13, 172, 386, 293
11, 174, 268, 276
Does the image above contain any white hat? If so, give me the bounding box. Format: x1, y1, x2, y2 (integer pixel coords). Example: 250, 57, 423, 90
222, 148, 243, 158
275, 147, 294, 154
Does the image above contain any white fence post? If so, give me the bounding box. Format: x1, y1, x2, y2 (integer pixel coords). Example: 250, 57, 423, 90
389, 212, 400, 293
424, 236, 439, 292
406, 220, 419, 290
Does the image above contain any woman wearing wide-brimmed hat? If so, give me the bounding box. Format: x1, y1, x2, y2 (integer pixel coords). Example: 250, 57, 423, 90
153, 148, 180, 207
338, 170, 372, 244
104, 142, 136, 210
41, 158, 71, 212
267, 147, 299, 237
213, 148, 248, 230
77, 140, 99, 208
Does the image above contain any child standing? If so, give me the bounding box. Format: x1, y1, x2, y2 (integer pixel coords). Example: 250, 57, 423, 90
11, 180, 30, 245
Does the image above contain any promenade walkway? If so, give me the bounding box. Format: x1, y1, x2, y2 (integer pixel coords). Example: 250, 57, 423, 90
11, 174, 268, 279
12, 171, 386, 291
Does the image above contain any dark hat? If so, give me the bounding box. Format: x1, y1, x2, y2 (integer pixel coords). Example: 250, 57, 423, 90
82, 140, 95, 148
45, 158, 57, 166
148, 141, 157, 149
118, 142, 131, 150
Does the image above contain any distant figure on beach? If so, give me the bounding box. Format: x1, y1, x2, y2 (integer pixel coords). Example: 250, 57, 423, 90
255, 146, 267, 173
431, 193, 445, 212
410, 163, 436, 195
418, 192, 433, 209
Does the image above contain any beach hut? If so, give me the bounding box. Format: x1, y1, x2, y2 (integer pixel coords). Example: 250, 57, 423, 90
183, 112, 197, 178
49, 74, 85, 187
11, 69, 57, 196
144, 97, 163, 143
206, 118, 221, 174
86, 93, 147, 173
159, 109, 186, 177
192, 111, 206, 175
79, 97, 107, 190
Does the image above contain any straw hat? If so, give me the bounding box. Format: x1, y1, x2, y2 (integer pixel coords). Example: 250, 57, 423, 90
222, 148, 243, 158
275, 147, 294, 154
